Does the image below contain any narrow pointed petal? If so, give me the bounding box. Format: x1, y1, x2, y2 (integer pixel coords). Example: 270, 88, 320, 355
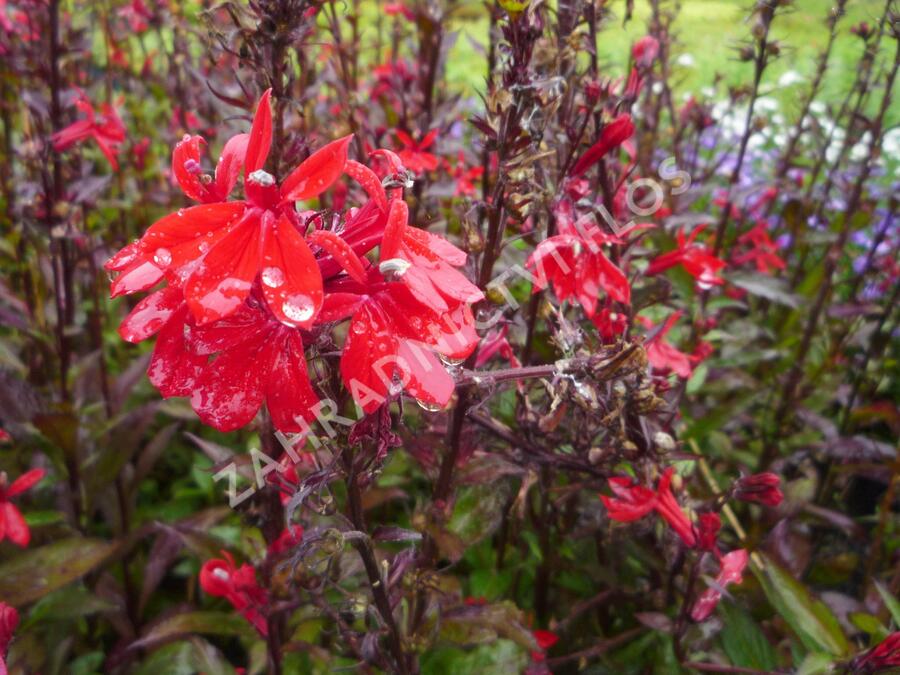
280, 135, 353, 203
307, 229, 368, 284
172, 134, 209, 202
185, 214, 261, 325
340, 303, 396, 413
380, 199, 407, 261
118, 286, 183, 343
316, 292, 365, 323
344, 159, 388, 212
110, 259, 165, 298
3, 504, 30, 547
260, 215, 323, 328
244, 89, 272, 174
265, 333, 319, 431
7, 468, 45, 497
396, 340, 454, 408
147, 305, 207, 398
139, 203, 247, 271
105, 241, 140, 271
214, 133, 249, 199
187, 300, 269, 355
402, 226, 467, 266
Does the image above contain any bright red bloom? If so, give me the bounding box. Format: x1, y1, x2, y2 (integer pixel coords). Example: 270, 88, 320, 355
267, 525, 304, 557
51, 94, 126, 170
601, 468, 696, 547
187, 290, 319, 432
446, 152, 484, 196
852, 632, 900, 673
526, 208, 630, 317
199, 552, 269, 636
591, 303, 628, 343
733, 473, 783, 507
570, 114, 635, 178
394, 129, 440, 173
632, 36, 660, 68
696, 512, 721, 552
531, 629, 559, 662
642, 311, 694, 379
646, 226, 726, 289
114, 90, 352, 328
733, 221, 785, 274
0, 601, 18, 675
0, 468, 44, 547
475, 324, 521, 369
690, 549, 749, 621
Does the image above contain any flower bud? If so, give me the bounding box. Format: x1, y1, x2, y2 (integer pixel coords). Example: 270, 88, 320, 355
733, 472, 783, 507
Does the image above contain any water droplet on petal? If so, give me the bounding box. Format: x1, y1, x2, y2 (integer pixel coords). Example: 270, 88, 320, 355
438, 354, 465, 367
352, 322, 366, 334
379, 257, 411, 279
282, 294, 315, 323
153, 248, 172, 266
262, 266, 285, 288
177, 208, 185, 217
248, 169, 276, 187
416, 399, 444, 412
212, 568, 230, 581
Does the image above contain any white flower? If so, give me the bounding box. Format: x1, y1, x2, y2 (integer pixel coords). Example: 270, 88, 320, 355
676, 53, 695, 67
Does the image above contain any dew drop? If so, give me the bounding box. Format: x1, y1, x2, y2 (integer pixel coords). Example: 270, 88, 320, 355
352, 322, 366, 334
262, 266, 285, 288
439, 354, 465, 367
177, 208, 185, 217
153, 247, 172, 266
415, 399, 444, 412
282, 294, 315, 323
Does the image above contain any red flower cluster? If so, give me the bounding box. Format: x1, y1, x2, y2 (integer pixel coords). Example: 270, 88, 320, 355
689, 549, 750, 621
0, 468, 44, 547
199, 552, 269, 636
646, 226, 726, 289
51, 93, 126, 170
109, 91, 482, 431
733, 472, 784, 507
851, 632, 900, 673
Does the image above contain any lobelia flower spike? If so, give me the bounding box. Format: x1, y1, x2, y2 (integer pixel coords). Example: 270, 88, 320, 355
0, 468, 45, 547
690, 549, 750, 622
641, 311, 695, 379
51, 92, 126, 170
645, 225, 726, 290
108, 89, 352, 328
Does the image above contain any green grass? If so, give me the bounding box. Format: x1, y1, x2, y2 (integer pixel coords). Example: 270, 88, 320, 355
442, 0, 891, 120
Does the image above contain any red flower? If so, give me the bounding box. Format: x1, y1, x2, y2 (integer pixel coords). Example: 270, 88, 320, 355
570, 114, 635, 178
601, 468, 696, 547
446, 152, 484, 196
200, 552, 269, 636
690, 549, 749, 621
852, 632, 900, 673
696, 512, 721, 552
531, 629, 559, 662
0, 428, 10, 444
267, 525, 305, 557
526, 207, 630, 317
51, 94, 126, 170
732, 221, 785, 274
0, 468, 45, 547
642, 311, 694, 379
632, 36, 660, 68
394, 129, 440, 173
646, 226, 726, 289
187, 290, 319, 432
591, 303, 628, 343
475, 324, 521, 369
0, 601, 18, 675
733, 473, 783, 507
114, 90, 352, 328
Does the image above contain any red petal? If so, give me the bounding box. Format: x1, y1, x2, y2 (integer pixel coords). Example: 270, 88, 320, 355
172, 134, 208, 202
110, 259, 165, 298
7, 468, 46, 497
570, 114, 635, 178
244, 89, 272, 174
187, 300, 269, 356
402, 226, 467, 266
147, 305, 207, 398
191, 337, 269, 431
307, 229, 368, 284
396, 340, 454, 408
280, 135, 353, 203
2, 503, 30, 547
340, 303, 396, 413
214, 133, 250, 200
118, 286, 183, 343
139, 203, 247, 271
344, 159, 388, 212
184, 213, 261, 324
380, 199, 407, 261
316, 292, 365, 323
105, 241, 140, 271
265, 333, 319, 431
260, 214, 323, 328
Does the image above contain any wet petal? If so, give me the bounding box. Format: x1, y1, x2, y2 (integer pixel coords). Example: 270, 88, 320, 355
148, 305, 207, 398
172, 134, 208, 202
214, 133, 249, 200
7, 468, 45, 497
380, 199, 407, 262
396, 340, 454, 409
344, 159, 388, 212
185, 213, 261, 324
244, 89, 272, 174
110, 259, 165, 298
2, 503, 29, 547
316, 292, 365, 323
307, 229, 368, 284
139, 203, 247, 271
191, 337, 270, 431
118, 286, 183, 343
265, 333, 319, 431
340, 302, 396, 413
260, 214, 323, 328
187, 300, 269, 355
280, 135, 353, 203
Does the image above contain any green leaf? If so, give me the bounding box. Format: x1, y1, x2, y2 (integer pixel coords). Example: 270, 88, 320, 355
795, 652, 835, 675
129, 611, 253, 652
730, 273, 800, 308
758, 556, 848, 656
718, 600, 777, 670
0, 537, 120, 606
849, 612, 888, 639
874, 580, 900, 628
